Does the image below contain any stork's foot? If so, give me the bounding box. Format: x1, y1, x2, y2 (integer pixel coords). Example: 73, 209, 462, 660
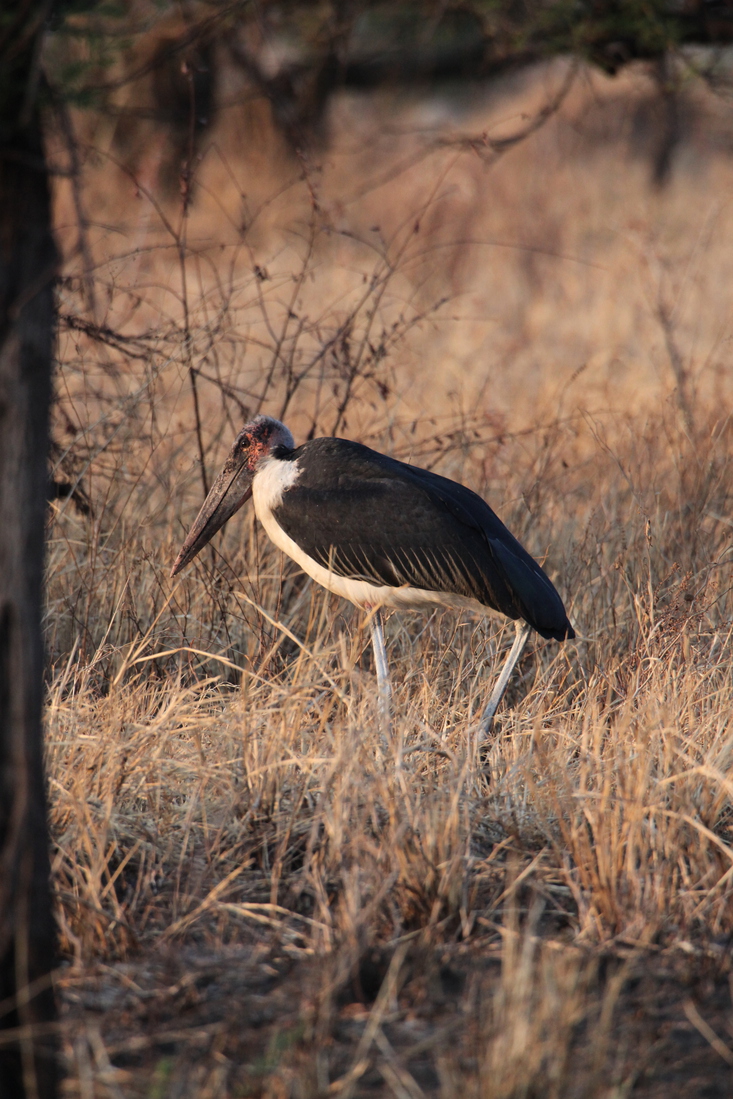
478, 715, 507, 775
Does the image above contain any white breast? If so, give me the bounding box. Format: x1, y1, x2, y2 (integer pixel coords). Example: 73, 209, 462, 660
252, 454, 302, 512
251, 456, 493, 615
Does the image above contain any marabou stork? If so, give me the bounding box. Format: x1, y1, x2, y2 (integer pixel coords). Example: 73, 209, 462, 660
171, 416, 574, 735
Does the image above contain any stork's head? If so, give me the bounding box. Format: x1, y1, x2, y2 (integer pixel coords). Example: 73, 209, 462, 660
170, 416, 294, 577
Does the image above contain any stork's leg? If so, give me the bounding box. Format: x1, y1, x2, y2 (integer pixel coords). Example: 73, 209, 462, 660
369, 607, 392, 732
479, 621, 532, 740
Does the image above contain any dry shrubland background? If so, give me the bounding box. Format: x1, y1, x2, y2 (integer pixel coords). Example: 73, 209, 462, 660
47, 50, 733, 1097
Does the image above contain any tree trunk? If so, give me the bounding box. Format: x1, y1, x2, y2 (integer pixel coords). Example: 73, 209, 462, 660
0, 18, 59, 1096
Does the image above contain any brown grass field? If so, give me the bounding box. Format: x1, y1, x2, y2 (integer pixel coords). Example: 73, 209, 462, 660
47, 59, 733, 1096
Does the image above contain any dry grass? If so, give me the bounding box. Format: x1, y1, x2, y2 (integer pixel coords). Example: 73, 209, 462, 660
46, 60, 733, 1096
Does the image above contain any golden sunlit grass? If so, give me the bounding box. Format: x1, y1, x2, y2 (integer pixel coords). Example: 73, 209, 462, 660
48, 61, 733, 1097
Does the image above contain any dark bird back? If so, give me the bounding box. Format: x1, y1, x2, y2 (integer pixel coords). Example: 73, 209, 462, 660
271, 438, 574, 641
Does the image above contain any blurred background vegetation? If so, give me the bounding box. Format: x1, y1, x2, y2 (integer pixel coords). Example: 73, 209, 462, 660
5, 2, 733, 1095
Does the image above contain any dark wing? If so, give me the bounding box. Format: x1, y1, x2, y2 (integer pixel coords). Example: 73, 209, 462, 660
273, 438, 574, 641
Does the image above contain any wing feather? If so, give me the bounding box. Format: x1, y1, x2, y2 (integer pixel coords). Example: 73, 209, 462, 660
272, 438, 574, 640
